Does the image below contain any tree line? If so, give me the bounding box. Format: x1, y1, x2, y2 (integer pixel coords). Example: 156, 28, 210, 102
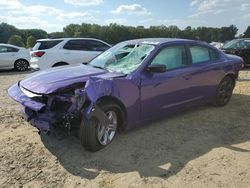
1, 22, 250, 48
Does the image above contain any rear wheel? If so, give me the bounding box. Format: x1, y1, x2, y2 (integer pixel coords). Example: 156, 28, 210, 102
14, 59, 29, 71
215, 76, 234, 106
79, 102, 122, 152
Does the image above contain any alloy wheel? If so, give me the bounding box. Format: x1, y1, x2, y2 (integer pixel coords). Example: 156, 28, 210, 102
96, 110, 118, 146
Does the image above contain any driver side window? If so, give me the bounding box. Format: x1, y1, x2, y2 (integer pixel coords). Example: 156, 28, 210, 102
150, 45, 187, 70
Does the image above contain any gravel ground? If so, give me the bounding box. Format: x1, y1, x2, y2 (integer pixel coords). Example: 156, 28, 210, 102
0, 69, 250, 188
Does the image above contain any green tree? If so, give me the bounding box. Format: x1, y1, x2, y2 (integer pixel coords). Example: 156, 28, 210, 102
0, 23, 19, 43
63, 24, 81, 37
8, 35, 25, 47
19, 29, 47, 42
49, 32, 66, 38
219, 25, 238, 42
26, 35, 36, 48
244, 26, 250, 37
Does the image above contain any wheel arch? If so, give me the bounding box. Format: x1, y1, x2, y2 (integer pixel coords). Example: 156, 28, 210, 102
224, 73, 238, 87
96, 95, 128, 131
52, 62, 69, 67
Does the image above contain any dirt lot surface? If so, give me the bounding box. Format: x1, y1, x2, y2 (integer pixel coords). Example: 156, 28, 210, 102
0, 69, 250, 188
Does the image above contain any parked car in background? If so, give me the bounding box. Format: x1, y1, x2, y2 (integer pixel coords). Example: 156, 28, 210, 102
210, 42, 223, 49
30, 38, 111, 70
222, 38, 250, 67
8, 38, 243, 151
0, 44, 30, 71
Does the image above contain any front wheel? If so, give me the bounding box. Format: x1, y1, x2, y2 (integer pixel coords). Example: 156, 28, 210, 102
215, 76, 234, 107
79, 102, 122, 152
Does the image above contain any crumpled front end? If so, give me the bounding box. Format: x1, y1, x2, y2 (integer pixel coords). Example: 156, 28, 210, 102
8, 82, 87, 133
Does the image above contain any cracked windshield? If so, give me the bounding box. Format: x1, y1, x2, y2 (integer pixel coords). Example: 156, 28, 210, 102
90, 43, 155, 74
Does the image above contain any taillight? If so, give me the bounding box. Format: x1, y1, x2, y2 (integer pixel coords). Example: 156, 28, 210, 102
31, 51, 45, 57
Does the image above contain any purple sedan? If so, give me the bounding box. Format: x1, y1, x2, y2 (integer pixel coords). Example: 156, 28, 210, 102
8, 38, 244, 151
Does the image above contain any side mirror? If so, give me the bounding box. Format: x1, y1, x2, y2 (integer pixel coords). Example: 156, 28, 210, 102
146, 64, 167, 73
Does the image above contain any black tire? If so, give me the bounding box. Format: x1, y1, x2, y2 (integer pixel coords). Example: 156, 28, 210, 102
214, 76, 235, 107
79, 102, 122, 152
14, 59, 29, 71
52, 62, 68, 67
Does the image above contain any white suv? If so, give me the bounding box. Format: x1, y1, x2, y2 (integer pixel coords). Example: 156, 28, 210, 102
30, 38, 111, 70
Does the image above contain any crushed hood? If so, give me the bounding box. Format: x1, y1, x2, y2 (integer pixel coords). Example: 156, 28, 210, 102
20, 65, 125, 94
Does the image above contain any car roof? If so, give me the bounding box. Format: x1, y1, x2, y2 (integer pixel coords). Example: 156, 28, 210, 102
37, 38, 111, 47
0, 43, 22, 49
37, 38, 107, 42
120, 38, 196, 46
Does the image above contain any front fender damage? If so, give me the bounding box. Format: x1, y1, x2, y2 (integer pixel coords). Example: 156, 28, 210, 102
40, 77, 120, 133
76, 77, 120, 129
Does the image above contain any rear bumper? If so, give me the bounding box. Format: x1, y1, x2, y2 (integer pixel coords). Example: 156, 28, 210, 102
30, 64, 40, 71
30, 58, 50, 70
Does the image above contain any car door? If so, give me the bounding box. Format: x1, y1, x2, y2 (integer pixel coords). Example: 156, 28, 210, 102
0, 46, 17, 68
140, 44, 198, 119
185, 44, 223, 99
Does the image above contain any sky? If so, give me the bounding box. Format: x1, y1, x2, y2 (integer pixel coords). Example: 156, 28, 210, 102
0, 0, 249, 35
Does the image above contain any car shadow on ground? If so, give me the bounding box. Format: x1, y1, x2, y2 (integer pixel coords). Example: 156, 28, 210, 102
41, 93, 250, 180
0, 69, 33, 76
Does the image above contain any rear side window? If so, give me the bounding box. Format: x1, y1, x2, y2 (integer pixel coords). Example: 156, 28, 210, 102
33, 40, 63, 50
63, 40, 88, 51
190, 45, 210, 64
87, 40, 110, 51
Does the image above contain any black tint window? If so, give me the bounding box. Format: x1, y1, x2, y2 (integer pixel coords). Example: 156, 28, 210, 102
88, 40, 110, 51
209, 48, 219, 60
0, 46, 19, 53
7, 47, 19, 52
151, 45, 187, 69
63, 40, 88, 50
37, 40, 62, 50
190, 45, 210, 64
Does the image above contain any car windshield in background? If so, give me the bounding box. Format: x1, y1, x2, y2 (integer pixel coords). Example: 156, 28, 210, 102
223, 39, 250, 49
89, 43, 155, 74
32, 40, 63, 50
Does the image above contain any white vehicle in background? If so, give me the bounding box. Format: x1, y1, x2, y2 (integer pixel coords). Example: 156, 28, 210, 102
0, 44, 30, 71
210, 42, 224, 49
30, 38, 111, 70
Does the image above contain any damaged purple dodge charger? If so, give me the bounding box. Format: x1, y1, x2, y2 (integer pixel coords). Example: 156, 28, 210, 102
8, 38, 244, 151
